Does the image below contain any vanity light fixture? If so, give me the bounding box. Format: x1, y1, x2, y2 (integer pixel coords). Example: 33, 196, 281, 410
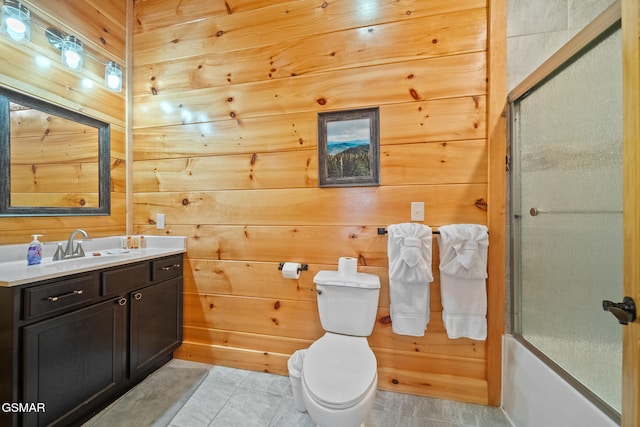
61, 35, 83, 71
104, 61, 122, 92
2, 4, 124, 92
1, 0, 30, 43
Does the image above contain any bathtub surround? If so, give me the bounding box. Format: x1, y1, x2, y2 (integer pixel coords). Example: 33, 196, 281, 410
502, 336, 617, 427
504, 0, 621, 424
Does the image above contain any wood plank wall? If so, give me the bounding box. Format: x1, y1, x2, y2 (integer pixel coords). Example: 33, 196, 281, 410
132, 0, 503, 405
0, 0, 126, 243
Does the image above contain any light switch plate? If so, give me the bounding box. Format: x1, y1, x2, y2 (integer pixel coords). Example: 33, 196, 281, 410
156, 213, 165, 229
411, 202, 424, 222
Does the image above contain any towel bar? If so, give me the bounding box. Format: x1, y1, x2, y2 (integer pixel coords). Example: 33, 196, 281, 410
377, 227, 489, 236
378, 227, 441, 235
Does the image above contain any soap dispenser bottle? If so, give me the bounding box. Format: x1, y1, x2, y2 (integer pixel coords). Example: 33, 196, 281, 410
27, 234, 43, 266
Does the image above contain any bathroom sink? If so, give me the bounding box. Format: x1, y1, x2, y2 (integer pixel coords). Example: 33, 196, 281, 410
38, 250, 135, 270
0, 235, 187, 287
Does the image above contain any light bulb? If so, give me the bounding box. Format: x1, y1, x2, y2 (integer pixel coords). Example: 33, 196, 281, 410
64, 50, 80, 69
104, 61, 122, 92
61, 35, 83, 71
1, 0, 30, 43
6, 17, 24, 36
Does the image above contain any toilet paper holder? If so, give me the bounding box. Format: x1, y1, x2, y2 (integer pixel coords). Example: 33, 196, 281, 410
278, 262, 308, 274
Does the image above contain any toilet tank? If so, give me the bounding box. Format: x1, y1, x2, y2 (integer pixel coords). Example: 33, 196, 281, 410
313, 271, 381, 336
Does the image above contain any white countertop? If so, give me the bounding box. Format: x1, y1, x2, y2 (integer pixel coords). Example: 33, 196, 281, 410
0, 236, 186, 287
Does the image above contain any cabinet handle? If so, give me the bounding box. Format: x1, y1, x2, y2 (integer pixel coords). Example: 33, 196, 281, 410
47, 289, 83, 302
117, 297, 127, 306
160, 264, 181, 271
134, 292, 143, 301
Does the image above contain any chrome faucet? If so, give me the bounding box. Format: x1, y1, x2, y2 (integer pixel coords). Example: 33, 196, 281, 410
55, 229, 89, 260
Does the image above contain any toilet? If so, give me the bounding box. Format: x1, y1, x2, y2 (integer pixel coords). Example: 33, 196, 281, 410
301, 269, 381, 427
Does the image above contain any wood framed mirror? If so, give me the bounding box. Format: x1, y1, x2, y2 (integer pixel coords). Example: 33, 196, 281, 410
0, 86, 110, 216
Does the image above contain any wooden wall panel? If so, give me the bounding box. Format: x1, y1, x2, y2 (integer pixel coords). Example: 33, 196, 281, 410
132, 52, 486, 128
134, 185, 487, 228
133, 0, 504, 406
133, 0, 485, 64
133, 8, 486, 93
0, 0, 127, 245
133, 140, 486, 192
132, 96, 485, 160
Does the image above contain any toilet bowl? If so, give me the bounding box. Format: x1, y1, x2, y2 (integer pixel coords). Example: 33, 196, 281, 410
301, 333, 377, 427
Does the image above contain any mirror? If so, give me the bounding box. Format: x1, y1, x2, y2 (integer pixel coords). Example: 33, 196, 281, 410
0, 86, 110, 216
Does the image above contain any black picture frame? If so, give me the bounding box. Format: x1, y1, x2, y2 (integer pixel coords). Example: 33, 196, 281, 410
317, 107, 380, 187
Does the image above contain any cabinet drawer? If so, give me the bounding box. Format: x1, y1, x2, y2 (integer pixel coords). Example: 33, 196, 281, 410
151, 255, 183, 282
23, 274, 99, 320
101, 262, 148, 296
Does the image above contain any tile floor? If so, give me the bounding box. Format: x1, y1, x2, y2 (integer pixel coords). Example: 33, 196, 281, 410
160, 359, 512, 427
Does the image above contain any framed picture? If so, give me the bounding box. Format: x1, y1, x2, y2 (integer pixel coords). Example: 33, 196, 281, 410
317, 107, 380, 187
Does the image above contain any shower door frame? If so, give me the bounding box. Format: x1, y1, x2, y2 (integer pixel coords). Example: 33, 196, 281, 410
621, 0, 640, 425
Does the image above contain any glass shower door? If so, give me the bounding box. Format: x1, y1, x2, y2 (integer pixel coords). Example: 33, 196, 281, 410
512, 25, 622, 416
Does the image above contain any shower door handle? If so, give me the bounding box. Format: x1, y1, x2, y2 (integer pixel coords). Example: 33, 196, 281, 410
602, 297, 637, 325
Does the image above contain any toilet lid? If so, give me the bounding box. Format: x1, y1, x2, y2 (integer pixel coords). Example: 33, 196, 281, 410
302, 333, 377, 409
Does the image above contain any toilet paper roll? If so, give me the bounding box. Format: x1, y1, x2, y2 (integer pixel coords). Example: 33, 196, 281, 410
281, 262, 301, 279
338, 257, 358, 276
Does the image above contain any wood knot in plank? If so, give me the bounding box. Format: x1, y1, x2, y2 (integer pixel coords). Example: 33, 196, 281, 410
472, 95, 480, 109
317, 98, 327, 105
274, 301, 281, 310
475, 198, 487, 211
379, 315, 392, 325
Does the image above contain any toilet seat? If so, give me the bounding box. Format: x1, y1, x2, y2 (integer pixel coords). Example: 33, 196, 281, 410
302, 333, 377, 410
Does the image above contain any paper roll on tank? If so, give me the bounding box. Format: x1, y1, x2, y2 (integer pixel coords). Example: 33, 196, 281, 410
338, 257, 358, 275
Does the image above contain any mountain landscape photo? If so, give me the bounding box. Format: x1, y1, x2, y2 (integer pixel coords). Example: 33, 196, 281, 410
326, 139, 371, 178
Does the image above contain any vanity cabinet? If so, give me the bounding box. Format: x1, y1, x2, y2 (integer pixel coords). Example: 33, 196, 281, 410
0, 254, 183, 427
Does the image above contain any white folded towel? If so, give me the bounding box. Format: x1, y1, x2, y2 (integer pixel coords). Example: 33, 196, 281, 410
387, 223, 433, 336
438, 224, 488, 340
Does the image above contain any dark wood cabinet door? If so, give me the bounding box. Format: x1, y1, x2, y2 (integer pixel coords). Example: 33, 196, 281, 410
22, 298, 126, 427
129, 276, 182, 380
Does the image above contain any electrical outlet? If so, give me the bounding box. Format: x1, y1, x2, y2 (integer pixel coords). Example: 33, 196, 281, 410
411, 202, 424, 222
156, 213, 165, 229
